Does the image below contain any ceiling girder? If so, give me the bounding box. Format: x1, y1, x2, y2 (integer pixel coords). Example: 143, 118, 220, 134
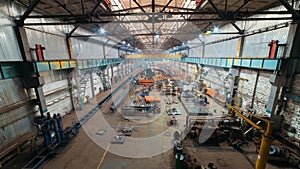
233, 0, 250, 14
90, 0, 105, 15
26, 11, 295, 19
81, 0, 85, 15
17, 0, 41, 26
230, 22, 243, 34
112, 4, 195, 13
132, 0, 146, 13
161, 0, 173, 12
68, 24, 80, 37
152, 0, 155, 12
207, 0, 224, 19
277, 0, 300, 19
24, 16, 294, 26
54, 0, 74, 15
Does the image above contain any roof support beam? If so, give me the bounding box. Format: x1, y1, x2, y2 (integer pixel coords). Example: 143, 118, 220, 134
207, 0, 224, 19
133, 0, 146, 13
90, 0, 105, 15
277, 0, 300, 19
26, 11, 295, 19
81, 0, 85, 15
24, 18, 294, 26
233, 0, 250, 14
161, 0, 173, 12
67, 25, 80, 37
54, 0, 74, 15
17, 0, 41, 26
231, 22, 243, 34
152, 0, 155, 12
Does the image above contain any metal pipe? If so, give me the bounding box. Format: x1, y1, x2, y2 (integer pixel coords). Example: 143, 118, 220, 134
226, 103, 274, 169
226, 103, 264, 132
255, 121, 274, 169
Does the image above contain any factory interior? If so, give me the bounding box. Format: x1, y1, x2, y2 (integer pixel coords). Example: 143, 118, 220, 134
1, 0, 300, 169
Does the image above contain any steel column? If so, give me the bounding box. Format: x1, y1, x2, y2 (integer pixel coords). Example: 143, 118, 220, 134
90, 71, 95, 97
35, 87, 48, 117
14, 25, 32, 61
250, 70, 260, 108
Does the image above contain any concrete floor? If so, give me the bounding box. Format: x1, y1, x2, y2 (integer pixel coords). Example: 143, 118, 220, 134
5, 72, 294, 169
39, 76, 293, 169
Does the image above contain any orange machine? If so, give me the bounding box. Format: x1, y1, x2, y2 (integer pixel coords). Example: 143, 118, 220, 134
145, 96, 161, 103
206, 88, 217, 97
138, 79, 154, 88
138, 79, 154, 84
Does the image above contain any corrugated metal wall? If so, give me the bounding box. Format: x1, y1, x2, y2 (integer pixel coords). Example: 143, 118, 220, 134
0, 78, 33, 148
40, 70, 73, 116
0, 79, 28, 107
105, 47, 119, 58
189, 46, 203, 57
0, 1, 23, 61
25, 28, 69, 60
71, 38, 105, 59
242, 27, 290, 57
204, 39, 239, 57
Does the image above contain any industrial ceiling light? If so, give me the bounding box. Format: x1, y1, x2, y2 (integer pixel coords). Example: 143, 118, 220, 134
213, 26, 219, 33
154, 34, 160, 39
99, 27, 106, 34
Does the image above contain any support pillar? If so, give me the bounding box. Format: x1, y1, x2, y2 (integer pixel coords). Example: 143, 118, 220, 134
202, 45, 205, 58
122, 63, 124, 76
90, 71, 95, 97
14, 26, 32, 61
250, 70, 260, 108
23, 77, 47, 117
111, 66, 114, 78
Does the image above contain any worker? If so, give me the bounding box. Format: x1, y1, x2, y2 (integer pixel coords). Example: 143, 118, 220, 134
51, 114, 61, 144
199, 95, 208, 106
170, 114, 177, 126
57, 113, 64, 140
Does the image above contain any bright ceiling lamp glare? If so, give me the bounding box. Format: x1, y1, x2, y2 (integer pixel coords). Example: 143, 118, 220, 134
154, 34, 160, 39
99, 27, 106, 34
213, 26, 219, 33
